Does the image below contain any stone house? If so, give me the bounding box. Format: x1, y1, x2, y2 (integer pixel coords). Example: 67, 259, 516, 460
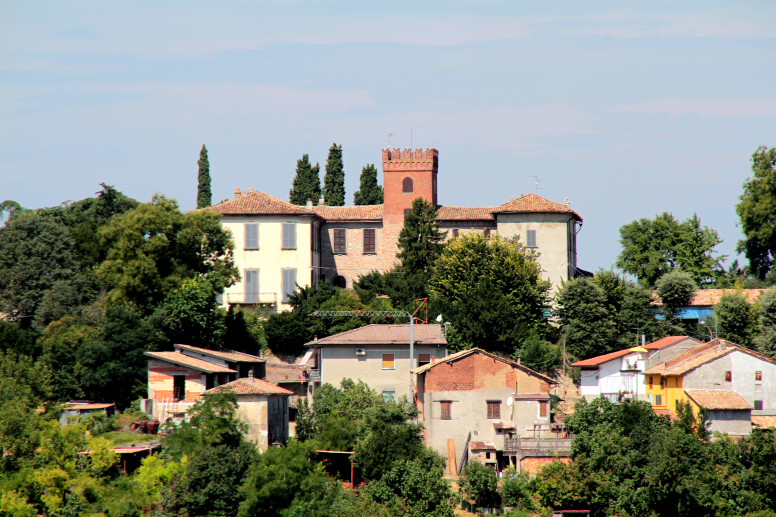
412, 348, 568, 474
645, 338, 776, 435
302, 323, 448, 401
572, 336, 701, 402
208, 148, 585, 312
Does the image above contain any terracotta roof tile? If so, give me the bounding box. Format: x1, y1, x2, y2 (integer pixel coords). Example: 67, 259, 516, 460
411, 347, 554, 383
436, 206, 496, 221
305, 324, 447, 346
63, 402, 115, 410
685, 390, 752, 410
205, 377, 293, 396
144, 351, 237, 373
207, 190, 316, 216
265, 363, 308, 384
645, 339, 776, 376
491, 193, 582, 221
175, 344, 264, 363
571, 336, 691, 368
312, 205, 382, 221
689, 289, 766, 307
653, 407, 678, 421
752, 415, 776, 428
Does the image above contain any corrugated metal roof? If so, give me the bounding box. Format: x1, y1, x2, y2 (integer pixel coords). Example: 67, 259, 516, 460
305, 324, 447, 346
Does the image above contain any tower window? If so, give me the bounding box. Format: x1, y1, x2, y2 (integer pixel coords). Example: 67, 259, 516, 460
402, 177, 413, 193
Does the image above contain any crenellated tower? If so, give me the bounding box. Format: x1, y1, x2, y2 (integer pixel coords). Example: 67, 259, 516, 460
382, 148, 439, 226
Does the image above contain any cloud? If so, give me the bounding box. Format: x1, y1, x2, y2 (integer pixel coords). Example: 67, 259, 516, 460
609, 98, 776, 118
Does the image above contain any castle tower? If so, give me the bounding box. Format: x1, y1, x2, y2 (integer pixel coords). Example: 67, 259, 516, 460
382, 148, 439, 226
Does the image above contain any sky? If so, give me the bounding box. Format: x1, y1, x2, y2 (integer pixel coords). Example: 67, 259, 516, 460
2, 1, 775, 272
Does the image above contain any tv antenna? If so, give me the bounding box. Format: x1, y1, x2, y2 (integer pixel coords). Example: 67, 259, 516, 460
388, 132, 396, 148
531, 175, 545, 192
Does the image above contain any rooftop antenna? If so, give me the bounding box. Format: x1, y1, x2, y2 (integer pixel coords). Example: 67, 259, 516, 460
388, 132, 395, 149
531, 175, 545, 192
410, 129, 413, 150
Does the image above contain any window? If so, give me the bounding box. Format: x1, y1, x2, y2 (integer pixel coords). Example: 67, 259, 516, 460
312, 226, 320, 252
756, 371, 762, 381
654, 394, 662, 406
363, 229, 376, 254
526, 229, 537, 248
648, 376, 653, 388
402, 177, 413, 193
382, 391, 396, 402
440, 401, 452, 420
334, 275, 346, 288
382, 354, 395, 370
539, 401, 548, 418
452, 229, 459, 238
754, 400, 764, 411
725, 371, 732, 382
333, 229, 347, 254
244, 269, 259, 303
173, 375, 186, 402
244, 223, 258, 249
282, 223, 296, 249
418, 353, 431, 366
282, 268, 297, 303
487, 401, 500, 419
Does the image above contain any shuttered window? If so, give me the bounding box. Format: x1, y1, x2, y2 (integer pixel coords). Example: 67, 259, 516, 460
487, 401, 500, 419
756, 371, 762, 381
245, 223, 259, 249
244, 269, 259, 303
363, 229, 376, 254
333, 229, 347, 254
526, 229, 537, 248
440, 401, 452, 420
539, 401, 548, 418
418, 353, 431, 366
382, 354, 395, 369
282, 223, 296, 249
282, 268, 297, 303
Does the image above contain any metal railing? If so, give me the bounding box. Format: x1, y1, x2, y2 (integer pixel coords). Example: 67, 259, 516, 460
224, 292, 277, 305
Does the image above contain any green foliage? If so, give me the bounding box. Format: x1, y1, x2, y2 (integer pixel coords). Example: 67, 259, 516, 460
155, 276, 226, 348
0, 321, 40, 357
755, 287, 776, 357
239, 439, 341, 517
197, 144, 212, 209
515, 331, 561, 373
165, 442, 256, 517
617, 212, 723, 287
323, 143, 345, 206
555, 278, 615, 360
715, 291, 756, 346
361, 456, 455, 517
96, 195, 238, 313
499, 467, 537, 510
353, 163, 383, 205
737, 146, 776, 279
431, 233, 551, 354
163, 390, 246, 458
397, 198, 446, 276
289, 153, 322, 205
656, 270, 698, 320
460, 461, 500, 509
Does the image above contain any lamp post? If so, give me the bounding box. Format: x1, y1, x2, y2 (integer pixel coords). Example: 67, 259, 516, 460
700, 319, 717, 341
310, 310, 416, 396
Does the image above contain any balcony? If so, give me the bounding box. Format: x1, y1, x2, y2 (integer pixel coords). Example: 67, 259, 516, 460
308, 370, 321, 382
224, 292, 277, 306
504, 436, 572, 452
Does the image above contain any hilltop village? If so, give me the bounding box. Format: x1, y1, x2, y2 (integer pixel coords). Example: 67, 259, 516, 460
1, 145, 776, 516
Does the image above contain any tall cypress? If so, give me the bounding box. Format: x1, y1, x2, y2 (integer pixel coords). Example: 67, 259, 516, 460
323, 143, 345, 206
353, 164, 383, 205
196, 144, 212, 209
289, 154, 322, 205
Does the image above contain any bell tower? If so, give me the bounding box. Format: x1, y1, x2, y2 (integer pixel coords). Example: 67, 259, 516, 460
382, 148, 439, 226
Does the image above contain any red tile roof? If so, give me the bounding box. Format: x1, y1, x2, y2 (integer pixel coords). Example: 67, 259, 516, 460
265, 363, 308, 384
305, 324, 448, 346
491, 193, 582, 221
689, 289, 765, 307
570, 336, 690, 368
411, 347, 554, 383
685, 390, 752, 410
205, 377, 293, 396
436, 206, 496, 221
653, 407, 678, 421
145, 351, 237, 373
752, 415, 776, 428
311, 205, 382, 221
208, 190, 316, 216
175, 344, 264, 363
645, 339, 776, 376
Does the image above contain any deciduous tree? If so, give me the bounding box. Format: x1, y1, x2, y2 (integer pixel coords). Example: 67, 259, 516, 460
736, 145, 776, 279
353, 164, 383, 205
554, 278, 616, 360
754, 287, 776, 358
323, 143, 345, 206
714, 292, 755, 346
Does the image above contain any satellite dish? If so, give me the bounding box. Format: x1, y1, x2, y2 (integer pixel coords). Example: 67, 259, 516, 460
506, 396, 514, 406
435, 314, 443, 322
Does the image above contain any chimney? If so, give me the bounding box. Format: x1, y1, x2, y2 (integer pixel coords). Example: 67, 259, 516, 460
306, 199, 313, 209
248, 369, 254, 380
234, 187, 243, 199
318, 197, 325, 206
564, 198, 570, 208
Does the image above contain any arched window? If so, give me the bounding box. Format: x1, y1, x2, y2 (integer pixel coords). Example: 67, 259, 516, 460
402, 177, 413, 193
334, 275, 347, 288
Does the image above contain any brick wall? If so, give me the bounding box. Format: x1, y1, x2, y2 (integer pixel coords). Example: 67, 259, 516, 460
424, 353, 547, 394
383, 148, 438, 226
147, 360, 205, 403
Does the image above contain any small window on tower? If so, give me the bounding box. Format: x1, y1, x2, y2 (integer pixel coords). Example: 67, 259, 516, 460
725, 371, 732, 382
755, 371, 762, 381
402, 177, 413, 193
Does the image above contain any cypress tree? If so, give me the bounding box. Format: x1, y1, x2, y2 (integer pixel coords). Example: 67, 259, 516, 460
353, 164, 383, 205
196, 144, 212, 209
397, 198, 446, 273
323, 143, 345, 206
289, 154, 322, 205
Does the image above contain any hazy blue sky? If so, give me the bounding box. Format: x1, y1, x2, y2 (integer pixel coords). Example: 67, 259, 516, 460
2, 1, 774, 272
